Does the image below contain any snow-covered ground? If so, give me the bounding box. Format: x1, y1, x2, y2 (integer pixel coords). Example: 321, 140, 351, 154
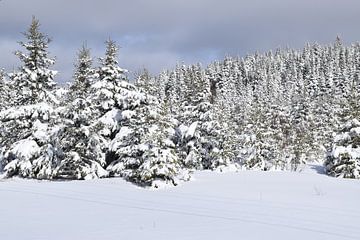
0, 165, 359, 240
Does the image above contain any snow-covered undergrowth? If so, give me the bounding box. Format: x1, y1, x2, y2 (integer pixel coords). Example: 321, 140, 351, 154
325, 119, 360, 178
0, 165, 359, 240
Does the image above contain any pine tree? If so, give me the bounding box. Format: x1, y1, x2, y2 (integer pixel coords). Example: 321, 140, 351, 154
325, 119, 360, 178
238, 91, 282, 171
54, 99, 108, 179
53, 44, 108, 180
212, 93, 240, 170
67, 44, 95, 101
0, 69, 8, 111
0, 102, 59, 178
179, 101, 226, 170
0, 17, 59, 179
0, 70, 8, 170
88, 39, 136, 165
134, 68, 159, 97
8, 16, 57, 106
104, 92, 158, 177
91, 39, 130, 116
87, 39, 185, 186
133, 102, 188, 187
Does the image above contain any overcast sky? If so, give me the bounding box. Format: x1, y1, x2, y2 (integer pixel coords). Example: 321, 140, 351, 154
1, 0, 360, 83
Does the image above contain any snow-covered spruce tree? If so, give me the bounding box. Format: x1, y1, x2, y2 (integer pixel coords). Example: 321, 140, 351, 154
147, 62, 241, 171
235, 65, 288, 171
106, 97, 189, 187
8, 16, 57, 106
209, 60, 244, 170
91, 39, 129, 117
0, 70, 8, 170
105, 95, 155, 178
53, 45, 108, 179
286, 86, 313, 170
238, 94, 284, 171
129, 101, 188, 187
325, 119, 360, 178
212, 91, 240, 170
175, 65, 229, 170
84, 39, 186, 186
88, 39, 132, 161
67, 44, 96, 101
0, 17, 60, 178
103, 82, 187, 186
134, 68, 160, 98
0, 69, 8, 111
0, 92, 59, 179
54, 100, 108, 179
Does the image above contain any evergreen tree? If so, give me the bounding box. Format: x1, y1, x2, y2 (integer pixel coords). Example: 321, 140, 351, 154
0, 69, 8, 110
88, 39, 135, 164
67, 44, 95, 101
325, 119, 360, 178
54, 98, 108, 179
0, 102, 59, 178
53, 44, 107, 179
130, 102, 188, 187
8, 16, 57, 106
2, 21, 360, 183
91, 39, 130, 116
134, 68, 159, 97
0, 70, 8, 170
212, 93, 240, 170
0, 17, 59, 179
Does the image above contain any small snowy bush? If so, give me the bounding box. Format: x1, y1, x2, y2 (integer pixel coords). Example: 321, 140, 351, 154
325, 119, 360, 179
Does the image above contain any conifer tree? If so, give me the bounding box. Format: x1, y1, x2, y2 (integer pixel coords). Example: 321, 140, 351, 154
130, 102, 188, 187
67, 44, 95, 101
0, 69, 8, 110
90, 39, 131, 116
325, 119, 360, 178
8, 16, 57, 106
0, 70, 7, 170
135, 68, 159, 97
0, 17, 59, 179
54, 44, 108, 179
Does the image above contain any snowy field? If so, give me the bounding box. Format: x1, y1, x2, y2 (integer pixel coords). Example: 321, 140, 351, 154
0, 165, 359, 240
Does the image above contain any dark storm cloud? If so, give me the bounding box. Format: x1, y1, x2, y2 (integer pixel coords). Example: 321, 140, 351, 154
1, 0, 360, 83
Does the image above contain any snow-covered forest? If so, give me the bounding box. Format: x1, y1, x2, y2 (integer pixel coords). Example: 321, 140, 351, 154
1, 17, 360, 187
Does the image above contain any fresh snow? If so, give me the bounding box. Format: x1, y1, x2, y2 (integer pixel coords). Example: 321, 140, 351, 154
32, 120, 49, 142
185, 121, 198, 139
0, 102, 53, 121
0, 165, 359, 240
333, 145, 360, 159
9, 139, 40, 160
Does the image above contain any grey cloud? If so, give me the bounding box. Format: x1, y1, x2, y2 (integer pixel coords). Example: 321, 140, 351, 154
1, 0, 360, 83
